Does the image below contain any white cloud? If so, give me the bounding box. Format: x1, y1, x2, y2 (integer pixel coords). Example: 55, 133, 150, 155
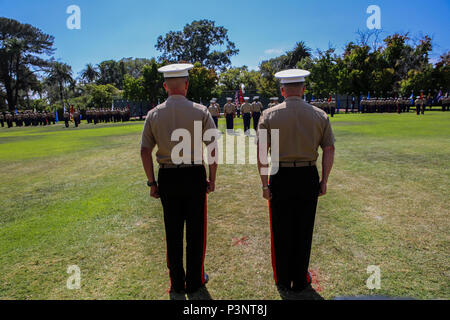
264, 48, 284, 55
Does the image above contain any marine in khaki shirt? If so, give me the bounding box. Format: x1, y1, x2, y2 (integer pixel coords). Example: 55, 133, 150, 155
223, 102, 236, 115
208, 102, 220, 117
257, 69, 335, 298
240, 101, 252, 114
258, 96, 335, 163
140, 64, 218, 300
252, 100, 263, 113
141, 95, 216, 165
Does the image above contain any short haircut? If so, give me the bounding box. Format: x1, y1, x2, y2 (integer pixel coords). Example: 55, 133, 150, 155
165, 76, 188, 82
164, 77, 188, 89
282, 82, 305, 89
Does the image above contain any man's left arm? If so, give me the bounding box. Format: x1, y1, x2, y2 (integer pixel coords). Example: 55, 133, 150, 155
141, 117, 158, 199
203, 112, 219, 193
141, 147, 159, 199
319, 117, 335, 197
319, 145, 335, 197
257, 113, 271, 200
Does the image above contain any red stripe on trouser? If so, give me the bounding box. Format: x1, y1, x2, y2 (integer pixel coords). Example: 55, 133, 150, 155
268, 200, 278, 284
201, 194, 207, 285
166, 247, 173, 290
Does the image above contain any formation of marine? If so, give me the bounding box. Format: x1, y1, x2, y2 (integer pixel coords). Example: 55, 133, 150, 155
1, 106, 131, 128
309, 94, 449, 115
1, 93, 448, 130
0, 110, 56, 128
359, 97, 412, 113
310, 99, 337, 117
85, 107, 131, 124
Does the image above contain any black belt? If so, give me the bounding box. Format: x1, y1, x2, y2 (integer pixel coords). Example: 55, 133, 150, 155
159, 163, 204, 169
276, 161, 316, 168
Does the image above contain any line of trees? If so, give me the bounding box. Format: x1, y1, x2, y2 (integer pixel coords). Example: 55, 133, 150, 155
1, 17, 449, 113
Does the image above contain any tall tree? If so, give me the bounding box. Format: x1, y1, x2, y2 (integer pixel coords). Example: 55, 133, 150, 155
0, 17, 54, 111
45, 61, 73, 110
156, 20, 239, 71
187, 62, 218, 103
284, 42, 312, 69
80, 63, 99, 83
299, 48, 339, 97
97, 60, 123, 89
141, 60, 165, 105
433, 52, 450, 92
260, 42, 312, 75
123, 74, 144, 102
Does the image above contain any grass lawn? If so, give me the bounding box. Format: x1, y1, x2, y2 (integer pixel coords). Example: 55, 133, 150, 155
0, 112, 449, 300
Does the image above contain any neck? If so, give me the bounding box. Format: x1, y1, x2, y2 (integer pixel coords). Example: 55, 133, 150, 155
285, 94, 303, 98
168, 90, 186, 96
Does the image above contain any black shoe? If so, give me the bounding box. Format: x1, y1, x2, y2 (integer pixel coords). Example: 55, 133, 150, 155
187, 286, 212, 300
276, 285, 297, 300
169, 290, 186, 301
293, 284, 324, 300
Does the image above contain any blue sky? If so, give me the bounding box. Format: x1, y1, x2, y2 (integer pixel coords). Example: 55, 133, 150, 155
1, 0, 449, 75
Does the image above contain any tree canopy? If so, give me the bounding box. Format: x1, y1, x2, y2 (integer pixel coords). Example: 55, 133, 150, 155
0, 17, 54, 111
0, 17, 449, 113
156, 20, 239, 71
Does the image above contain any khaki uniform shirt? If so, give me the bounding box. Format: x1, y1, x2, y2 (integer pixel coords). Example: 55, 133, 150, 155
141, 95, 216, 165
252, 102, 263, 113
258, 96, 335, 163
224, 103, 236, 115
241, 102, 252, 114
208, 104, 220, 117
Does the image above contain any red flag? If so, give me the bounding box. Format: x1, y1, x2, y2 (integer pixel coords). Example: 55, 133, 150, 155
239, 88, 244, 105
70, 106, 74, 120
420, 92, 424, 100
328, 95, 332, 102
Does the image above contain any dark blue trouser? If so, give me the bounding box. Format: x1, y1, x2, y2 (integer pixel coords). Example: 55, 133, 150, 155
269, 166, 319, 291
243, 113, 251, 132
158, 166, 208, 293
252, 112, 261, 131
226, 114, 234, 130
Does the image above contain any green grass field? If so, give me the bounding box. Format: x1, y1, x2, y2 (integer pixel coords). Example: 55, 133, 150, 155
0, 112, 449, 300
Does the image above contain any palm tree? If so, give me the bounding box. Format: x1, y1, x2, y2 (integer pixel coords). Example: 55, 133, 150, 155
284, 41, 312, 69
46, 61, 73, 110
80, 63, 99, 83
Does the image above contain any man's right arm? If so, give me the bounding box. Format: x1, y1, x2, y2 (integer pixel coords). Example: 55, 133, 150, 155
141, 146, 159, 199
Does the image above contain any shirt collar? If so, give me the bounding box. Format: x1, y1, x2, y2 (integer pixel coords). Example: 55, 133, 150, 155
285, 96, 304, 101
167, 95, 187, 101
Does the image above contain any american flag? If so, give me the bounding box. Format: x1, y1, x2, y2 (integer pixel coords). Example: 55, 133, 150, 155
235, 90, 239, 106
